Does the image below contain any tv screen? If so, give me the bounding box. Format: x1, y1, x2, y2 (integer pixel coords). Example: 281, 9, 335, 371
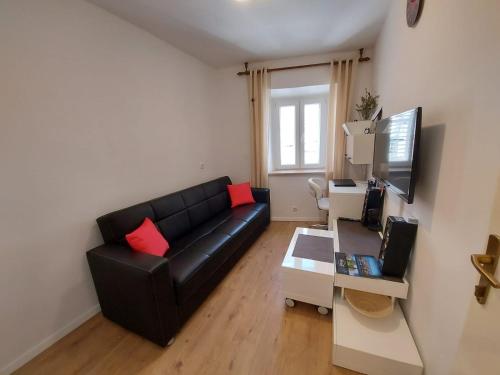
372, 107, 421, 204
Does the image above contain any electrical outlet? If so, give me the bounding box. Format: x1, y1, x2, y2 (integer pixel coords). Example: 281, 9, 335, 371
292, 206, 298, 212
200, 162, 205, 170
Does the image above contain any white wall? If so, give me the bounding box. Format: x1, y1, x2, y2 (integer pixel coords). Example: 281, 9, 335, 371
268, 172, 326, 221
214, 51, 374, 220
373, 1, 500, 374
0, 0, 222, 372
212, 64, 252, 184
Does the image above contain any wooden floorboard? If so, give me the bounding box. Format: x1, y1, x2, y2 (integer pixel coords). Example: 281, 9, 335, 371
15, 221, 359, 375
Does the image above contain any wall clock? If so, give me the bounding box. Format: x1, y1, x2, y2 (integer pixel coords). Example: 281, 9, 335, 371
406, 0, 423, 27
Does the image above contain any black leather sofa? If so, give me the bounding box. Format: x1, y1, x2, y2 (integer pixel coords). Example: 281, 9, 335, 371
87, 176, 270, 346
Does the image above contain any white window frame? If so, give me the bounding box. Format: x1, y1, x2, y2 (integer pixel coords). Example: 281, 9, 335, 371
270, 95, 327, 171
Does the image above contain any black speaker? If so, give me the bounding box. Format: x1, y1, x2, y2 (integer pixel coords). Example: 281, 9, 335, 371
361, 187, 384, 231
379, 216, 418, 278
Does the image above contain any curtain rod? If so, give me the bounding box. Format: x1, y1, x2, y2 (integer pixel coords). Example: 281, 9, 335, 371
236, 48, 370, 76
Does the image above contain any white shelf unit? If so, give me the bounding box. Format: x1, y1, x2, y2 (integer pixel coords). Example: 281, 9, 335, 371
331, 218, 423, 374
343, 121, 375, 165
333, 290, 423, 375
332, 219, 409, 299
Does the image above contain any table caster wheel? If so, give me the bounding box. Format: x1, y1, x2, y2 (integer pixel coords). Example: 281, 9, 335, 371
317, 306, 328, 315
285, 298, 295, 307
167, 337, 175, 346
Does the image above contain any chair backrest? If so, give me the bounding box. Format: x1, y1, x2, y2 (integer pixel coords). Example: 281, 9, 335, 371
307, 177, 325, 201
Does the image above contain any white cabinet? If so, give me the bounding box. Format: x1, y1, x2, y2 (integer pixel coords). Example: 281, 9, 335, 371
330, 218, 424, 374
343, 121, 375, 165
328, 180, 367, 225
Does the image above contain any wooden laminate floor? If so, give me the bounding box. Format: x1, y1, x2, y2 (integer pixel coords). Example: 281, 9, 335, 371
15, 221, 359, 375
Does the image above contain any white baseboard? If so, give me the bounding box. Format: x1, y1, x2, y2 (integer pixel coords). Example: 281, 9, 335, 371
1, 304, 100, 375
271, 216, 322, 222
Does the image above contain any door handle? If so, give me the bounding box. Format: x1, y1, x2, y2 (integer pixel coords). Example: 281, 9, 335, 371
471, 235, 500, 304
471, 254, 500, 287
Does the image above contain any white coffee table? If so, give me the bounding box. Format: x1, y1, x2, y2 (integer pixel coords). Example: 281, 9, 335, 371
281, 227, 335, 314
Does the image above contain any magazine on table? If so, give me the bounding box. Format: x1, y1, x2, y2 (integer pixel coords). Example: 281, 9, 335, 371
335, 252, 382, 278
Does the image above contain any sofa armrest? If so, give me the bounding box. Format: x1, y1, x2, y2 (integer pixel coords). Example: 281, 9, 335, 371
87, 244, 179, 346
251, 187, 270, 205
252, 187, 271, 225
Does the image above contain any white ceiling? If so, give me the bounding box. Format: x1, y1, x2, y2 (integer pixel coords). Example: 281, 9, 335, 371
88, 0, 391, 67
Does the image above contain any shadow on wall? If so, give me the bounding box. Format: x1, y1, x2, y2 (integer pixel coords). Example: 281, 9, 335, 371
343, 160, 368, 181
402, 123, 446, 302
413, 123, 446, 231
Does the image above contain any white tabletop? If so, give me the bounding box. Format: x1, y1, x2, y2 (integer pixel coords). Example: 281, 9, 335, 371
328, 180, 368, 194
281, 227, 335, 277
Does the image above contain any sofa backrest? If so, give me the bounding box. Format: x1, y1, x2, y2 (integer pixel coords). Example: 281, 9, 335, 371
96, 176, 232, 245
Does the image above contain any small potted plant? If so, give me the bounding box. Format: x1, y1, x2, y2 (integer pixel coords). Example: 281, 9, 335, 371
355, 89, 379, 121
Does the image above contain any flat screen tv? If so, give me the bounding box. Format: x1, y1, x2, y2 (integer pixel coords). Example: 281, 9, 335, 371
372, 107, 421, 204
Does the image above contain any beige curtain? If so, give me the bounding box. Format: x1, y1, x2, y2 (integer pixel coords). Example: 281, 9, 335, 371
248, 68, 270, 188
325, 59, 358, 180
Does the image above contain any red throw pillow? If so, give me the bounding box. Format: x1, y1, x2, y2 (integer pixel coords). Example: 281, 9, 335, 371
227, 182, 256, 208
125, 217, 169, 256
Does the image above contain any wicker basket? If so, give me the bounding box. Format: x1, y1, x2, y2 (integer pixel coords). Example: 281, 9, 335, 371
344, 288, 393, 318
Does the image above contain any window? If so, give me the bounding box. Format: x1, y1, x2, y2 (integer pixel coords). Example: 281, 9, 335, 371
279, 105, 296, 166
271, 95, 327, 170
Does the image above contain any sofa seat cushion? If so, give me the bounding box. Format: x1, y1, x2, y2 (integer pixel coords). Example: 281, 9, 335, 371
169, 232, 233, 303
166, 232, 204, 259
214, 218, 248, 237
231, 203, 267, 222
169, 250, 209, 291
186, 232, 232, 257
197, 211, 232, 234
167, 211, 232, 257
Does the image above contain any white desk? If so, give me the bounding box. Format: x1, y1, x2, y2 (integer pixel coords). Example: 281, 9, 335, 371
328, 180, 367, 229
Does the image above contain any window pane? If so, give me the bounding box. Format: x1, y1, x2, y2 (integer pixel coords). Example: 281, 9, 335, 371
279, 105, 296, 166
304, 103, 321, 165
